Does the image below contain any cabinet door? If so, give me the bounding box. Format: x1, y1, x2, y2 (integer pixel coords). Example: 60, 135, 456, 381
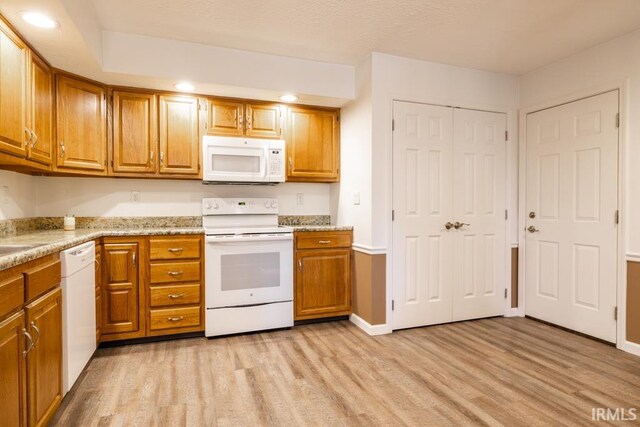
95, 245, 102, 343
0, 19, 28, 157
295, 249, 351, 320
56, 75, 106, 172
158, 95, 199, 175
245, 103, 282, 138
25, 287, 62, 427
102, 243, 139, 335
287, 107, 339, 182
207, 99, 244, 136
0, 311, 27, 427
112, 91, 157, 174
27, 53, 53, 166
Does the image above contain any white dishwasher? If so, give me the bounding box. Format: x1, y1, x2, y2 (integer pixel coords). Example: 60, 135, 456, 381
61, 240, 96, 396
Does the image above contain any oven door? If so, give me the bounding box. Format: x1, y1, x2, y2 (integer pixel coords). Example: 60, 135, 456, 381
203, 144, 267, 183
205, 234, 293, 308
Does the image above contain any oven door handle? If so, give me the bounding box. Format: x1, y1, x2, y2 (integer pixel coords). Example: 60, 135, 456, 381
206, 234, 293, 243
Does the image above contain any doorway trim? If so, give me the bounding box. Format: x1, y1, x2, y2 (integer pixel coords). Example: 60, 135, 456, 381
518, 79, 633, 355
389, 97, 517, 331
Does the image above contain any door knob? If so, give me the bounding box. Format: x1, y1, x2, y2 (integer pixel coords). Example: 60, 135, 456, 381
453, 222, 469, 230
445, 222, 454, 230
527, 226, 540, 233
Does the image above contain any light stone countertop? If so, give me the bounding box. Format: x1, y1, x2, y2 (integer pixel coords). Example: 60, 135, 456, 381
290, 225, 354, 232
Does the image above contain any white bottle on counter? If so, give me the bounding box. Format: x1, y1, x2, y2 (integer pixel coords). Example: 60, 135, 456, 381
64, 215, 76, 231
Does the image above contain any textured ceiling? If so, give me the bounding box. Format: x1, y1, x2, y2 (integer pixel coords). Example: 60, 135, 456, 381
89, 0, 640, 74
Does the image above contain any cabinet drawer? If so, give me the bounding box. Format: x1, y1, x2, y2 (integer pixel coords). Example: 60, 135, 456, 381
150, 261, 200, 284
295, 232, 352, 250
150, 238, 200, 260
149, 284, 201, 307
0, 275, 24, 319
149, 306, 200, 331
24, 259, 61, 302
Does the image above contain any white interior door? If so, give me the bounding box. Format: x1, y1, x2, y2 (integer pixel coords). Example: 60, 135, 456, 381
452, 109, 507, 321
525, 91, 619, 343
392, 102, 454, 329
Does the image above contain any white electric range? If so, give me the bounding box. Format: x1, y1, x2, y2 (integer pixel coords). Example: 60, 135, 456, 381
203, 198, 293, 337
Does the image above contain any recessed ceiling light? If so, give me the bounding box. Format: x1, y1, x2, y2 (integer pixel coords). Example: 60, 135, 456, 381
19, 11, 59, 29
279, 94, 298, 103
174, 82, 195, 92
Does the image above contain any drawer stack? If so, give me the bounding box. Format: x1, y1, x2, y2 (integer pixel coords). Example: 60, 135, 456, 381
148, 236, 204, 335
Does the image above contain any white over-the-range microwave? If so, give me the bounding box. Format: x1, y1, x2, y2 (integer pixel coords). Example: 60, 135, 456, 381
202, 136, 285, 184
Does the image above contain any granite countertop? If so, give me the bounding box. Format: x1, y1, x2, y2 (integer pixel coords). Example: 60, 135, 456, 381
290, 225, 354, 232
0, 227, 203, 271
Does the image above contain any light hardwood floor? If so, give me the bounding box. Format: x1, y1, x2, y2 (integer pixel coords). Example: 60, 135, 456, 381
51, 318, 640, 426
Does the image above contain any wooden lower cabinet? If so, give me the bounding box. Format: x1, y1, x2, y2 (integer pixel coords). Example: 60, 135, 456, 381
25, 287, 63, 427
294, 231, 352, 320
0, 311, 27, 427
95, 243, 102, 343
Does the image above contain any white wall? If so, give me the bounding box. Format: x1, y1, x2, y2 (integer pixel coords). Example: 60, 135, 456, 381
520, 29, 640, 256
370, 53, 521, 250
35, 177, 330, 218
0, 170, 37, 220
333, 56, 374, 246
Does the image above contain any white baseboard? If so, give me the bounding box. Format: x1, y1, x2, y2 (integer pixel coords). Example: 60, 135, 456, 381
349, 313, 391, 335
620, 340, 640, 357
504, 307, 520, 317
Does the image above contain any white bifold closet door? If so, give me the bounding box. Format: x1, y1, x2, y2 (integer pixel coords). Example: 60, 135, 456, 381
392, 101, 506, 330
525, 91, 618, 343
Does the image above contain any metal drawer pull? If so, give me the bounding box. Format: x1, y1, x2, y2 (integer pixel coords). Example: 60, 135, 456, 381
168, 293, 184, 299
22, 329, 34, 357
168, 248, 183, 253
318, 240, 332, 244
168, 316, 184, 322
168, 271, 184, 276
30, 322, 40, 346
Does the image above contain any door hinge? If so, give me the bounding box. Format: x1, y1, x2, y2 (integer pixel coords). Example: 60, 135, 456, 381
505, 210, 508, 220
504, 288, 508, 299
615, 210, 619, 224
392, 300, 395, 311
614, 306, 618, 321
505, 130, 508, 141
616, 113, 620, 128
392, 119, 395, 131
392, 210, 395, 221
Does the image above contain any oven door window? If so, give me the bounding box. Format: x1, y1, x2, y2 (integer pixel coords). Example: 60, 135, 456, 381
220, 252, 280, 291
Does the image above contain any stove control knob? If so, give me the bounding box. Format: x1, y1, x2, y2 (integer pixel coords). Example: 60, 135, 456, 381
270, 200, 277, 209
212, 200, 220, 209
264, 201, 270, 208
205, 201, 212, 210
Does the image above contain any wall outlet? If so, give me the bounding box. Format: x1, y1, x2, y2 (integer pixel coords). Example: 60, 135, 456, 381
1, 186, 7, 204
296, 193, 304, 206
130, 191, 140, 203
353, 192, 360, 205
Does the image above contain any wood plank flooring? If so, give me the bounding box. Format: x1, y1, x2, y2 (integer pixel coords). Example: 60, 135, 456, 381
51, 318, 640, 426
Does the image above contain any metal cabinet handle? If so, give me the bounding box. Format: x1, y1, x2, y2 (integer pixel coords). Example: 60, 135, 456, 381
31, 131, 38, 148
168, 248, 183, 253
318, 240, 331, 244
24, 128, 32, 144
150, 151, 154, 162
246, 108, 252, 129
453, 222, 470, 230
168, 316, 184, 322
238, 114, 243, 127
168, 271, 183, 277
527, 226, 540, 233
160, 152, 165, 164
59, 141, 65, 158
22, 329, 34, 357
30, 322, 40, 346
298, 259, 302, 271
168, 293, 184, 299
445, 222, 454, 230
132, 252, 136, 266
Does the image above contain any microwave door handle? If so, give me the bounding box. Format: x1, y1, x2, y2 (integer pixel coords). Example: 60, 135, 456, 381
206, 235, 293, 243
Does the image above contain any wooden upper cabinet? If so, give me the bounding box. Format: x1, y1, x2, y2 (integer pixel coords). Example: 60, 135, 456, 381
0, 311, 27, 427
25, 288, 62, 427
287, 106, 340, 182
245, 103, 283, 138
0, 19, 28, 157
158, 95, 200, 176
55, 74, 106, 172
27, 53, 53, 166
207, 99, 244, 136
102, 243, 140, 337
112, 91, 157, 174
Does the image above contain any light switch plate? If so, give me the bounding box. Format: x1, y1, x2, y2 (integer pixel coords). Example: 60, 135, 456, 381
130, 191, 140, 203
296, 193, 304, 206
353, 192, 360, 205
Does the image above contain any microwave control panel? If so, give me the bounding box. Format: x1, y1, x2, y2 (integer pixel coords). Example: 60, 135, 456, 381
269, 149, 283, 176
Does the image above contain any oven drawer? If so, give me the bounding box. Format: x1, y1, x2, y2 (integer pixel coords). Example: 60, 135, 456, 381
295, 231, 352, 250
150, 261, 201, 284
150, 238, 201, 260
149, 283, 201, 307
149, 306, 201, 331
